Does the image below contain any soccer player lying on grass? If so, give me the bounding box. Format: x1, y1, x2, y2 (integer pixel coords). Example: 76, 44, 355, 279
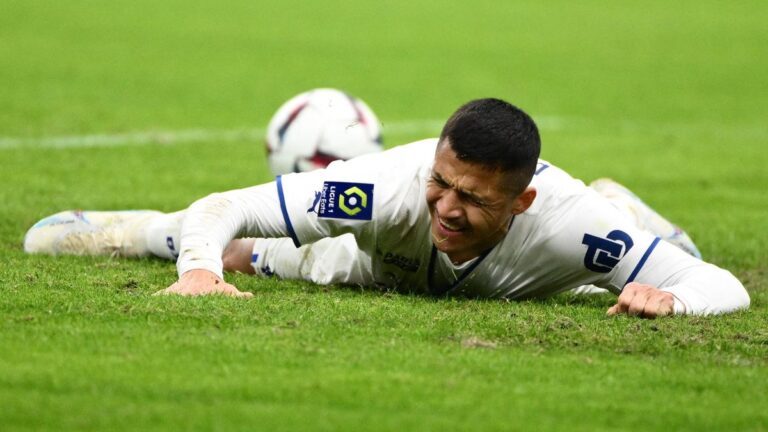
25, 98, 750, 317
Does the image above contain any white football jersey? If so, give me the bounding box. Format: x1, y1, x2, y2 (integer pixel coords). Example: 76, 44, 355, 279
274, 139, 736, 303
178, 139, 748, 314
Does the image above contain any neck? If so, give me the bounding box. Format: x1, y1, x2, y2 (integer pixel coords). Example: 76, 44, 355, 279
445, 250, 481, 265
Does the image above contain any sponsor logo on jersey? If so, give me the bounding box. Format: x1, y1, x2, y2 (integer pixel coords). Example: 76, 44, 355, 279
307, 191, 322, 214
581, 230, 634, 273
317, 181, 374, 220
383, 252, 420, 272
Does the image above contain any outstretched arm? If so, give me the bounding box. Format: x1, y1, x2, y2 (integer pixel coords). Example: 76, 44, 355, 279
157, 183, 287, 297
607, 239, 749, 317
554, 188, 749, 317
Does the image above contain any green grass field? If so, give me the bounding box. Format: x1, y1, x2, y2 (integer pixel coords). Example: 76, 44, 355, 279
2, 0, 767, 430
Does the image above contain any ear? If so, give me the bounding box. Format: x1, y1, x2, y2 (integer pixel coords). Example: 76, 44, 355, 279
511, 186, 537, 215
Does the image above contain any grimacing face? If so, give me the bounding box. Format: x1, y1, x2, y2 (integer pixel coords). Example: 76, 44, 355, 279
425, 141, 537, 264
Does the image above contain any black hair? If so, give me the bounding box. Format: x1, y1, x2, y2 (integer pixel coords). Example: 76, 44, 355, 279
438, 98, 541, 194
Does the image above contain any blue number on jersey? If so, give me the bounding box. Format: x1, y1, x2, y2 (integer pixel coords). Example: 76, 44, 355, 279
581, 230, 634, 273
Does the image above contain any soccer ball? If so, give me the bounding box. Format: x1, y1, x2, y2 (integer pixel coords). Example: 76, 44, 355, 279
266, 88, 383, 176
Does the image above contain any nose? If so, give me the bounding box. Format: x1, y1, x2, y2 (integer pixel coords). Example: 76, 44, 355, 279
435, 189, 463, 219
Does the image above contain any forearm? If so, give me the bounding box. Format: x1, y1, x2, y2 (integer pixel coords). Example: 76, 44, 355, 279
625, 240, 750, 315
176, 183, 287, 278
660, 264, 749, 315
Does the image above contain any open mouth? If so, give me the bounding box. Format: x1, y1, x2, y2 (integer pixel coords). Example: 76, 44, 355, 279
439, 218, 461, 232
435, 215, 466, 239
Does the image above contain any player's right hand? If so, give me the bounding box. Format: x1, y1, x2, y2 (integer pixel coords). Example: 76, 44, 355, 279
154, 269, 253, 298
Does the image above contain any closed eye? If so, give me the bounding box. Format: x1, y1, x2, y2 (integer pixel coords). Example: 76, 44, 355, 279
471, 197, 488, 206
432, 173, 489, 207
462, 192, 487, 207
430, 173, 450, 188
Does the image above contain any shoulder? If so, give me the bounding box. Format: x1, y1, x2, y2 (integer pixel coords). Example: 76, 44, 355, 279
329, 138, 437, 170
322, 138, 437, 191
525, 159, 590, 217
282, 138, 436, 189
518, 162, 634, 263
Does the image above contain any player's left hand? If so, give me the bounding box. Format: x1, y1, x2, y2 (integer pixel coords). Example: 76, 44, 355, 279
607, 282, 675, 318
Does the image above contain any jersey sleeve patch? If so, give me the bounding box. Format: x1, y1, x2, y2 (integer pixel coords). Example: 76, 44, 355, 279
317, 181, 374, 221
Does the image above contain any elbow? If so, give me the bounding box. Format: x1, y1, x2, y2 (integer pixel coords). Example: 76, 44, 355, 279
717, 269, 750, 314
189, 192, 235, 215
733, 275, 751, 311
676, 267, 751, 316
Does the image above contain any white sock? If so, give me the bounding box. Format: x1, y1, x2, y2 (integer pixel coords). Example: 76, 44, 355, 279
250, 235, 371, 285
250, 237, 306, 279
145, 210, 186, 260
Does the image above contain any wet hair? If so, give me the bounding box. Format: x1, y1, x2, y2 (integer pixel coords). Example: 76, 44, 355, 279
439, 98, 541, 194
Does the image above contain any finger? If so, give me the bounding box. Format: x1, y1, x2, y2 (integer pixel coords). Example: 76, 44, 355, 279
614, 287, 639, 314
631, 290, 675, 318
606, 304, 620, 316
212, 289, 252, 298
214, 283, 253, 299
654, 295, 675, 317
641, 295, 664, 318
627, 290, 651, 316
153, 285, 176, 296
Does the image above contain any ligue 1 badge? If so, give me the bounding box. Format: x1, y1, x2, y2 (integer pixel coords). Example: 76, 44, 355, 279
317, 181, 374, 220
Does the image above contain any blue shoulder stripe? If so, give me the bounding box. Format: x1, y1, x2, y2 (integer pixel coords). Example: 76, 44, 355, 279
625, 236, 661, 286
276, 175, 301, 248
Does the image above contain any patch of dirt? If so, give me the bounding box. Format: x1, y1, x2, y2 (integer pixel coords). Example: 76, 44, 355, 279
461, 336, 498, 349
